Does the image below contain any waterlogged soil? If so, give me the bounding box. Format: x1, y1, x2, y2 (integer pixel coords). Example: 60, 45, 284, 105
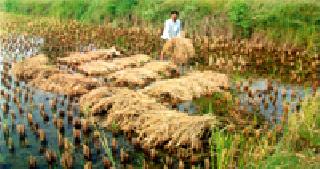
0, 37, 148, 168
0, 36, 207, 168
179, 79, 317, 128
2, 84, 101, 168
0, 33, 318, 168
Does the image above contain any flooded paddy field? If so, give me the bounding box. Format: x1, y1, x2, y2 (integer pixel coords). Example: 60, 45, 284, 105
0, 14, 319, 169
0, 36, 215, 168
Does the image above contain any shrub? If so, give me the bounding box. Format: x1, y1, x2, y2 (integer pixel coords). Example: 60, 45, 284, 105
228, 0, 253, 38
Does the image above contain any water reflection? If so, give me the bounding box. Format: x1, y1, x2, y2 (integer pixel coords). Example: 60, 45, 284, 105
0, 34, 318, 168
0, 35, 44, 61
179, 79, 317, 129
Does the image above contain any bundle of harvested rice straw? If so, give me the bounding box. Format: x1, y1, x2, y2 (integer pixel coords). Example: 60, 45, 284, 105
162, 37, 195, 65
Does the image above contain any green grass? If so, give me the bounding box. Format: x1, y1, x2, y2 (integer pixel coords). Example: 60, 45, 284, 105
1, 0, 319, 49
210, 92, 320, 168
286, 92, 320, 150
193, 92, 232, 115
211, 128, 236, 169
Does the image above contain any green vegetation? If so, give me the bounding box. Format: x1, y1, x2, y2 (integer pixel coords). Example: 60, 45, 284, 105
260, 92, 320, 168
1, 0, 320, 49
228, 0, 252, 38
193, 92, 232, 115
111, 121, 120, 132
210, 92, 320, 168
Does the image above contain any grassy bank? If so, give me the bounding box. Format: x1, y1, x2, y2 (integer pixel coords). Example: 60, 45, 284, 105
211, 92, 320, 168
1, 0, 320, 50
259, 92, 320, 168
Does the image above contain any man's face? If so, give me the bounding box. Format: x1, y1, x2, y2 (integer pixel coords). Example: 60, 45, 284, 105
171, 14, 178, 21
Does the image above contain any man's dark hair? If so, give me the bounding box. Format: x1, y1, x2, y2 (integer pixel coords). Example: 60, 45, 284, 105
171, 10, 179, 15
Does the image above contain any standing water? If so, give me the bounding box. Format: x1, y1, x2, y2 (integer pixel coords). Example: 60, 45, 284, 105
0, 33, 318, 168
0, 35, 156, 168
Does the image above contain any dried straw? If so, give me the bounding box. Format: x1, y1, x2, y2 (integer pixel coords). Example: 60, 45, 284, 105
107, 61, 178, 88
162, 37, 195, 65
12, 54, 59, 81
29, 73, 99, 96
77, 54, 151, 76
141, 71, 229, 103
80, 87, 217, 150
57, 47, 121, 65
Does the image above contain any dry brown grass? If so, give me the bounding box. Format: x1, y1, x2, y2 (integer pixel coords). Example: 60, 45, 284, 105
80, 86, 217, 150
77, 54, 151, 76
107, 61, 178, 88
108, 68, 160, 88
57, 47, 121, 66
12, 54, 59, 80
105, 109, 216, 150
142, 60, 178, 75
28, 73, 99, 96
79, 87, 135, 115
141, 71, 229, 103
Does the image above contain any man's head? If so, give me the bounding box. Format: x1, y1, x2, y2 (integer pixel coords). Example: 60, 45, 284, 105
171, 10, 179, 21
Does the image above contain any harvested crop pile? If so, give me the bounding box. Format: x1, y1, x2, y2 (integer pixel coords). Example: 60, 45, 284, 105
162, 37, 195, 65
77, 60, 120, 76
111, 54, 151, 69
80, 87, 217, 150
93, 90, 217, 150
57, 47, 121, 66
107, 61, 178, 88
105, 109, 216, 149
141, 71, 229, 103
78, 54, 151, 76
141, 61, 178, 77
127, 111, 215, 150
108, 68, 159, 88
29, 73, 99, 96
12, 54, 59, 80
79, 87, 133, 115
79, 87, 165, 115
79, 87, 114, 113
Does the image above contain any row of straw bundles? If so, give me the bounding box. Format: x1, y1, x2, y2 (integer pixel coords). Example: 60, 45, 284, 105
12, 54, 59, 81
108, 67, 159, 88
79, 87, 136, 115
57, 47, 121, 66
81, 88, 217, 150
138, 61, 178, 77
28, 73, 99, 96
80, 87, 166, 116
107, 61, 178, 88
131, 111, 216, 150
80, 87, 217, 150
140, 71, 229, 103
106, 108, 216, 150
77, 54, 151, 76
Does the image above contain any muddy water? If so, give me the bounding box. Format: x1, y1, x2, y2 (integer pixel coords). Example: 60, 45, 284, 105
0, 83, 152, 168
0, 35, 318, 168
0, 36, 208, 169
0, 37, 152, 168
179, 78, 318, 133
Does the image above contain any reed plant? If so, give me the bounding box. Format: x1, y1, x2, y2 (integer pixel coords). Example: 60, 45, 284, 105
83, 104, 116, 168
210, 92, 319, 168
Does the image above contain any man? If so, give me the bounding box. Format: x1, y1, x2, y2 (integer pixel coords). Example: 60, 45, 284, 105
160, 10, 181, 60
